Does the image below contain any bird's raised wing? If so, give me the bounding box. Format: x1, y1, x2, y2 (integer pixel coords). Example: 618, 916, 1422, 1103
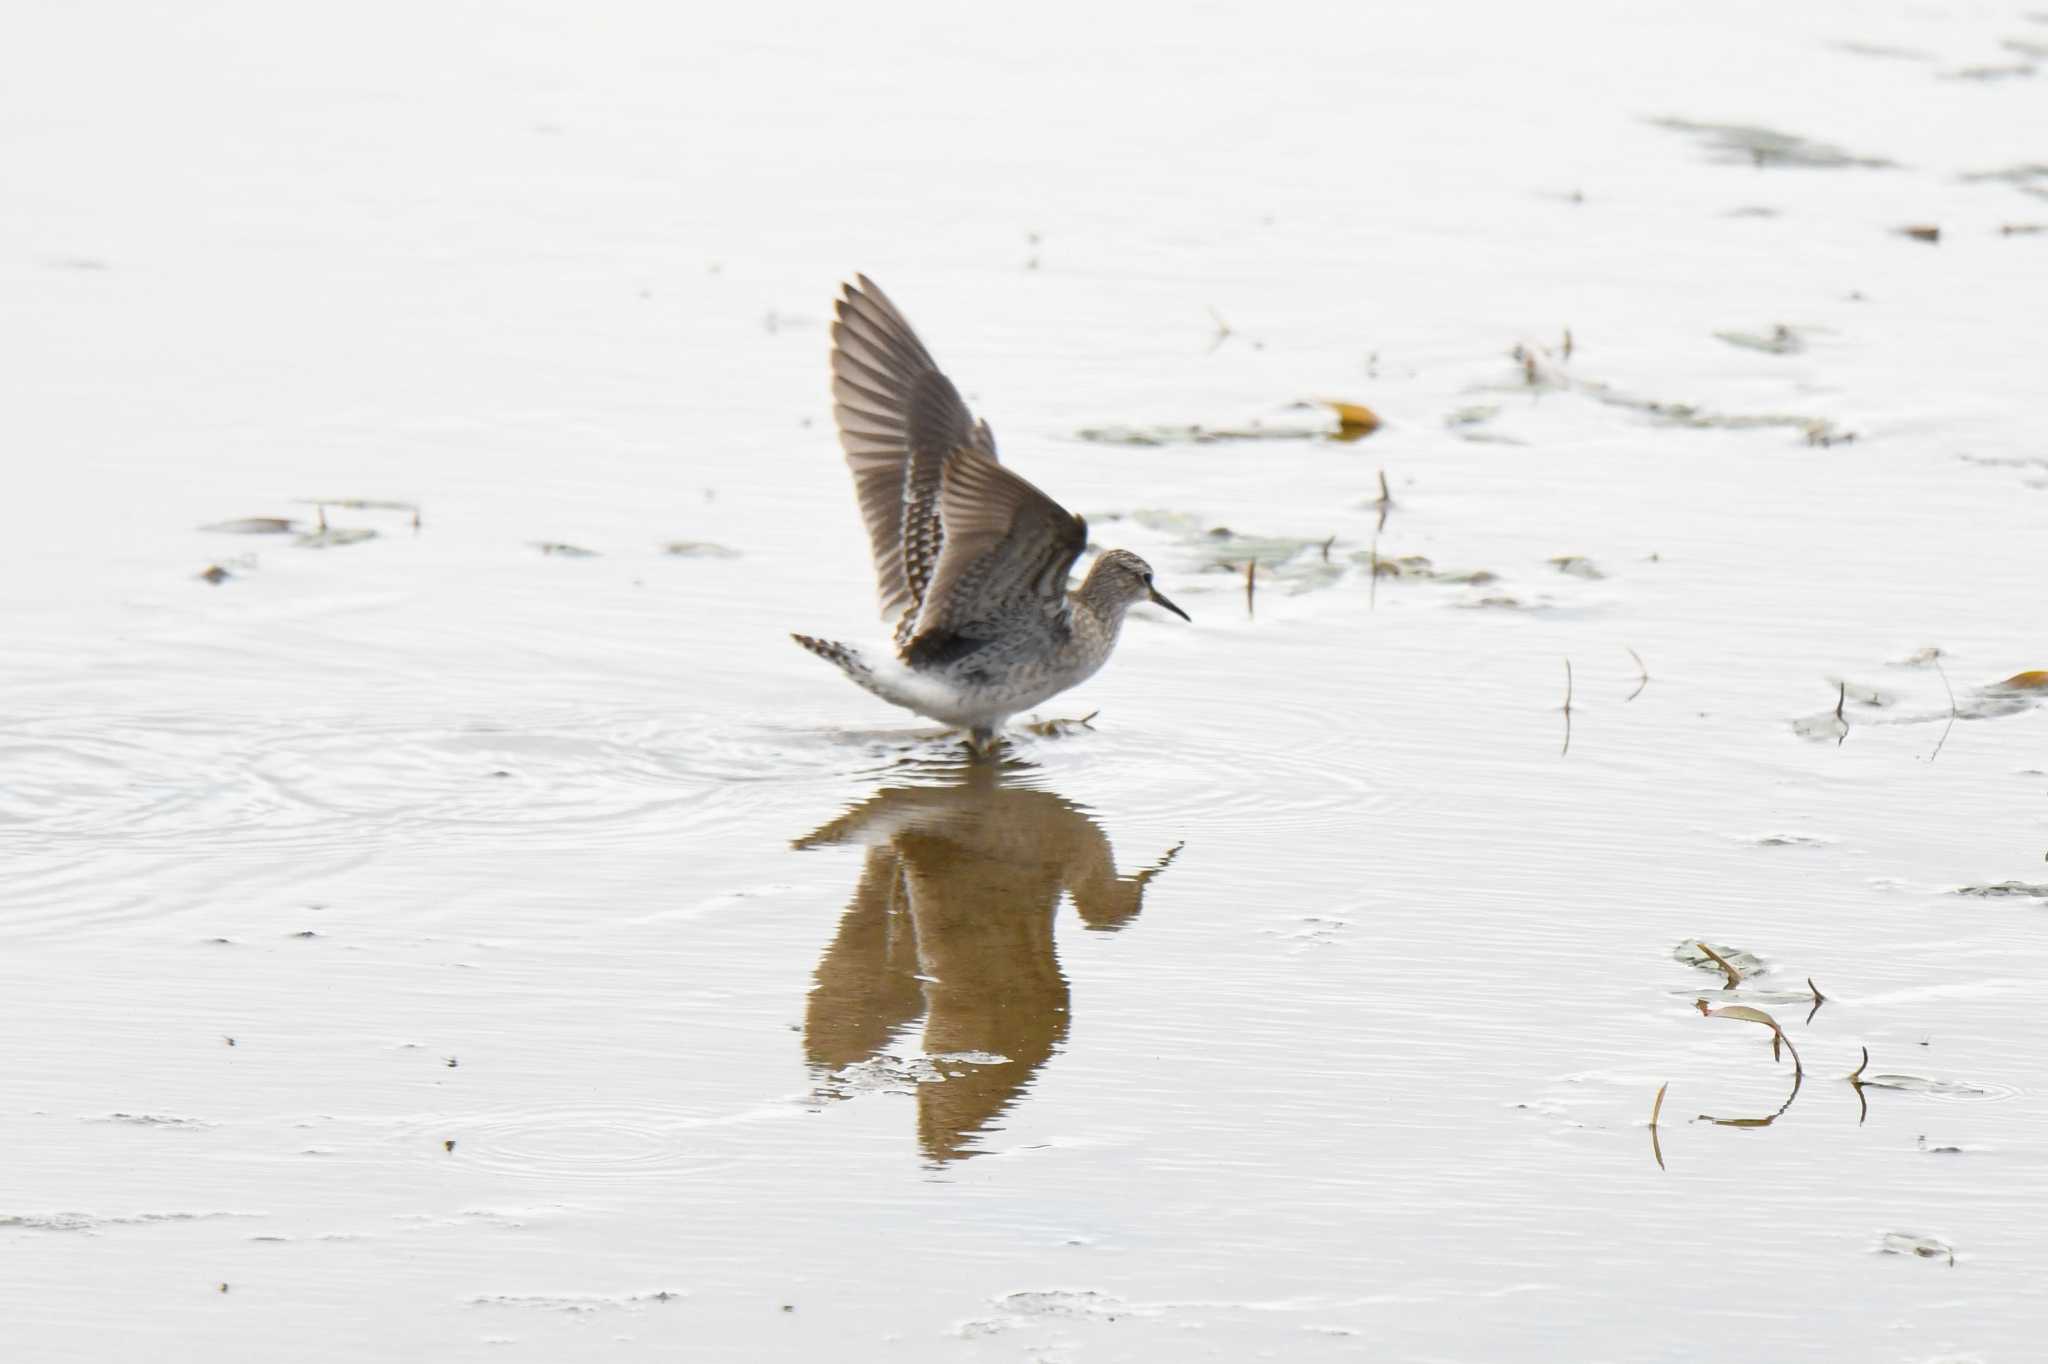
902, 448, 1087, 665
829, 276, 999, 647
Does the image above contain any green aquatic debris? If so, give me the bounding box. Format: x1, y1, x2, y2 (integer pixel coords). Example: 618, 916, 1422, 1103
1674, 940, 1765, 981
1943, 62, 2035, 82
1494, 339, 1853, 445
534, 542, 599, 558
1856, 1072, 1994, 1097
1694, 941, 1743, 989
294, 527, 377, 549
1077, 422, 1314, 447
1077, 402, 1377, 448
1444, 403, 1525, 445
1344, 550, 1496, 585
1548, 555, 1605, 580
200, 517, 297, 535
296, 497, 418, 513
1648, 117, 1897, 170
1833, 40, 1929, 61
1952, 881, 2048, 898
1714, 324, 1806, 355
662, 541, 742, 558
1960, 162, 2048, 200
1879, 1232, 1955, 1265
1098, 510, 1356, 600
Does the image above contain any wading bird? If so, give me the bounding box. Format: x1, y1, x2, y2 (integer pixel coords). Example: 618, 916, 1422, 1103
794, 277, 1189, 753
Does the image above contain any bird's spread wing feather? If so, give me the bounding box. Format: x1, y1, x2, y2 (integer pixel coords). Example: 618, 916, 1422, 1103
905, 448, 1087, 661
829, 276, 999, 645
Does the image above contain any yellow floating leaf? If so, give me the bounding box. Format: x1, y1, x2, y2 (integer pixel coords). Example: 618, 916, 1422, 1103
1317, 399, 1382, 437
1996, 670, 2048, 690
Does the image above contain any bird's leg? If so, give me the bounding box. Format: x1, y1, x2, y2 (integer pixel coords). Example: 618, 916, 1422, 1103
964, 725, 1001, 760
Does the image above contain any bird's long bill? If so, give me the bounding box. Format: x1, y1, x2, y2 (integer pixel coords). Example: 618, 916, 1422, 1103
1148, 585, 1192, 622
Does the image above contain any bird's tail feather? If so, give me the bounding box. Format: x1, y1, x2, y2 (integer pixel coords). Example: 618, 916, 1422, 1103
792, 634, 883, 693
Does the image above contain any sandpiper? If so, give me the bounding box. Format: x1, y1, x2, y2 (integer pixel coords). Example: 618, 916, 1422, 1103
794, 276, 1189, 752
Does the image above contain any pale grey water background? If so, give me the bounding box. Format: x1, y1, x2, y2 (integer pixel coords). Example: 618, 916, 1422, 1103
4, 1, 2047, 1359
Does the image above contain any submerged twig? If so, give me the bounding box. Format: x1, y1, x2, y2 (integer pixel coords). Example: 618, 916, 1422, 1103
1929, 659, 1958, 761
1805, 976, 1828, 1026
1561, 659, 1574, 757
1372, 469, 1394, 533
1650, 1081, 1669, 1170
1245, 559, 1256, 618
1320, 534, 1334, 564
1849, 1044, 1871, 1123
1626, 646, 1650, 702
1835, 680, 1848, 746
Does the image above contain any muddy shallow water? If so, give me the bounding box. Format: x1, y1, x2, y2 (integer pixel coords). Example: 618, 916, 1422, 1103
5, 1, 2047, 1359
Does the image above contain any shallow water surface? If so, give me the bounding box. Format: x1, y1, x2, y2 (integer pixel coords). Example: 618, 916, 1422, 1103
4, 1, 2047, 1359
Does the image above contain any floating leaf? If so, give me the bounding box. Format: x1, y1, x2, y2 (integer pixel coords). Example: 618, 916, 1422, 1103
1696, 1000, 1801, 1074
534, 542, 598, 558
1316, 399, 1382, 438
1994, 670, 2048, 690
197, 564, 231, 584
662, 541, 741, 559
1699, 1003, 1778, 1027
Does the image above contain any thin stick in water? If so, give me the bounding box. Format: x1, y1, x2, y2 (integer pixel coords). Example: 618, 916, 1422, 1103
1626, 646, 1649, 702
1650, 1081, 1668, 1171
1697, 941, 1742, 990
1561, 659, 1574, 756
1929, 658, 1958, 761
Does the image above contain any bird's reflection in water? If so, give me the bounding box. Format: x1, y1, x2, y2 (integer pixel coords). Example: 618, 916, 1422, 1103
795, 758, 1180, 1163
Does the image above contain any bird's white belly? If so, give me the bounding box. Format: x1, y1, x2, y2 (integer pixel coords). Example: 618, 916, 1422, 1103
869, 651, 1088, 728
